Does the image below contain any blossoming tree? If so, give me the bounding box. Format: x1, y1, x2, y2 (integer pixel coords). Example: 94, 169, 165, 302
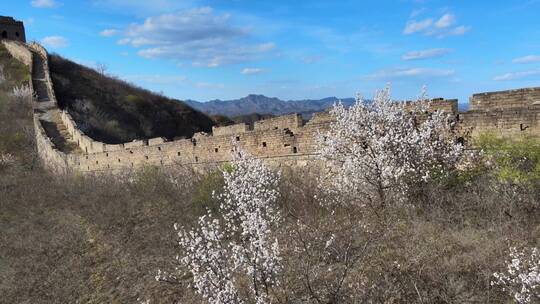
317, 86, 464, 209
159, 147, 282, 304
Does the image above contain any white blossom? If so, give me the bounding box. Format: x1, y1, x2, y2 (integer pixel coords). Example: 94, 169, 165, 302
317, 85, 463, 207
492, 247, 540, 303
167, 147, 282, 304
11, 84, 34, 103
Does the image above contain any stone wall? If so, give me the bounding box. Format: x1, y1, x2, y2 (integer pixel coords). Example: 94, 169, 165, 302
33, 116, 74, 174
212, 123, 250, 136
55, 92, 540, 174
460, 107, 540, 138
404, 98, 458, 114
470, 87, 540, 111
28, 43, 58, 106
254, 114, 303, 133
61, 109, 317, 173
1, 40, 32, 67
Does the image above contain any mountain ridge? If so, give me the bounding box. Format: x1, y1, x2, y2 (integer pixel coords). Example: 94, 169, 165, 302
184, 94, 356, 118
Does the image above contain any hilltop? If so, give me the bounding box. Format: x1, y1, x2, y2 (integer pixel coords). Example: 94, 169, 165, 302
48, 55, 215, 144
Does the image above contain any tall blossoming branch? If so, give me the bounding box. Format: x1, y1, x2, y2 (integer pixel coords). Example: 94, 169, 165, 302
317, 85, 463, 208
160, 146, 282, 304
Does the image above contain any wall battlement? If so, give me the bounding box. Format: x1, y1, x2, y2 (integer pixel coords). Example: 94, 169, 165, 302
0, 16, 26, 43
3, 39, 540, 175
470, 87, 540, 111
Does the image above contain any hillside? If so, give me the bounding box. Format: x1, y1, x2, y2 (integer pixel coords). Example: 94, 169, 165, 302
48, 55, 215, 144
2, 42, 540, 303
185, 94, 356, 118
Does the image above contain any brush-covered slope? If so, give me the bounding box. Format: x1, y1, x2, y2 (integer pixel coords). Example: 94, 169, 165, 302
48, 55, 215, 144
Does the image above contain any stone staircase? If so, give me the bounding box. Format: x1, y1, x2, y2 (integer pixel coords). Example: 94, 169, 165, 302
31, 51, 51, 103
39, 110, 82, 154
30, 47, 82, 154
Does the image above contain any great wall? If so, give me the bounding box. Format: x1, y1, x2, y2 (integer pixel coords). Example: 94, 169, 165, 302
2, 34, 540, 175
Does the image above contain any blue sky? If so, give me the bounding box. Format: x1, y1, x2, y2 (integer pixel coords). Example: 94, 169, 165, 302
3, 0, 540, 105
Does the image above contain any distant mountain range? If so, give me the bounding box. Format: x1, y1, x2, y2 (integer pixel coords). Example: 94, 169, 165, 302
184, 94, 356, 118
184, 94, 469, 118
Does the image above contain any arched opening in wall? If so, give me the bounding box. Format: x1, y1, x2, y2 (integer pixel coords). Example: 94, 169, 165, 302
456, 137, 465, 146
262, 142, 267, 148
293, 147, 298, 154
15, 32, 19, 38
215, 148, 218, 153
1, 31, 7, 39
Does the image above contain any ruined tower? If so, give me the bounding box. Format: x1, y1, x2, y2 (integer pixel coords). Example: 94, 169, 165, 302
0, 16, 26, 43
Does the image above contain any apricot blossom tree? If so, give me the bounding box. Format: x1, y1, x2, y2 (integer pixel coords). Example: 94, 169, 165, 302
318, 86, 463, 208
158, 147, 282, 304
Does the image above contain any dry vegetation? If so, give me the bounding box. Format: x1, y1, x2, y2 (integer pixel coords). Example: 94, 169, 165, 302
0, 47, 539, 303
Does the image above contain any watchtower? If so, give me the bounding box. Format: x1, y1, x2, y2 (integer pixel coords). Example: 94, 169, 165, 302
0, 16, 26, 43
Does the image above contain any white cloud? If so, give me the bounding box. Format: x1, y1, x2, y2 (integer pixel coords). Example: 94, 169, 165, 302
512, 55, 540, 64
446, 25, 471, 36
403, 18, 433, 34
435, 13, 455, 28
114, 7, 275, 67
100, 29, 118, 37
402, 48, 452, 60
31, 0, 57, 8
493, 69, 540, 81
41, 36, 69, 48
366, 67, 455, 80
241, 68, 265, 75
403, 12, 470, 38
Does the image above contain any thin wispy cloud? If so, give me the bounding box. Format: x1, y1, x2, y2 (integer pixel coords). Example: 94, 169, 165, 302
366, 67, 455, 80
91, 0, 196, 15
512, 55, 540, 64
100, 29, 119, 37
241, 68, 265, 75
403, 13, 471, 38
115, 7, 276, 67
493, 69, 540, 81
41, 36, 69, 48
31, 0, 57, 8
402, 48, 452, 60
